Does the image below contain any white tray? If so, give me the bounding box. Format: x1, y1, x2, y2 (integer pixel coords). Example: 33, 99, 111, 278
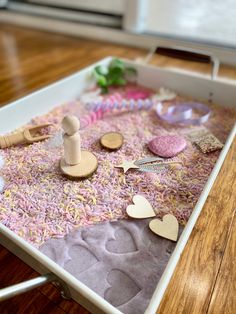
0, 57, 236, 314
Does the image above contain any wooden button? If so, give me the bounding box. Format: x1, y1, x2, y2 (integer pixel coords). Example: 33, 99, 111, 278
100, 132, 124, 150
60, 150, 98, 179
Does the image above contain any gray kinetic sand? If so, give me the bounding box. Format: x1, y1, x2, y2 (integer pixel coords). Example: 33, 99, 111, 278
40, 219, 182, 314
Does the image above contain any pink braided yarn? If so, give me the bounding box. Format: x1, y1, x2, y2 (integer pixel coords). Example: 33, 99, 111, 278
80, 92, 123, 128
80, 92, 153, 128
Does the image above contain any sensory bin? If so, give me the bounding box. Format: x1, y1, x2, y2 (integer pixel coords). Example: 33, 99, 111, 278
0, 82, 235, 314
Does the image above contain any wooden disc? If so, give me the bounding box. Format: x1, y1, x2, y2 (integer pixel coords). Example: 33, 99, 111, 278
60, 150, 98, 179
100, 132, 124, 150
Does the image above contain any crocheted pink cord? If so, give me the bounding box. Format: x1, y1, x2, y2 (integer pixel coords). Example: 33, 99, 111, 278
81, 98, 153, 128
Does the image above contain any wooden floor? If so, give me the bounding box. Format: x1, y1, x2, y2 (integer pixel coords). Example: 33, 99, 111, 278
0, 24, 235, 314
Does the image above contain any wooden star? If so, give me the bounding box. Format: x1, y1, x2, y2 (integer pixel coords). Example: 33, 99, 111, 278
115, 160, 139, 173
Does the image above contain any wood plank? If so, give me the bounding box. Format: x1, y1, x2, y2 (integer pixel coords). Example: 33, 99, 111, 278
0, 24, 146, 107
39, 284, 90, 313
0, 288, 66, 314
157, 137, 236, 313
207, 213, 236, 314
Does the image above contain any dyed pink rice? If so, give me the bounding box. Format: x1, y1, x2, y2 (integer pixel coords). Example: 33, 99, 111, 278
0, 84, 235, 247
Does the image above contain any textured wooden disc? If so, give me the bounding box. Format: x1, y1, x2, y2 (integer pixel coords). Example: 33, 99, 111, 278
60, 150, 98, 179
100, 132, 124, 150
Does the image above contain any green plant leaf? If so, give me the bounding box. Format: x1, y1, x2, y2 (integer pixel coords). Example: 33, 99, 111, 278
109, 58, 124, 71
97, 75, 107, 87
107, 67, 123, 85
93, 58, 137, 92
109, 66, 123, 76
112, 77, 127, 86
94, 65, 109, 76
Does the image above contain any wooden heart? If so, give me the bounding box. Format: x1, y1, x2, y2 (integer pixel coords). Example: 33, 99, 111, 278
149, 214, 179, 241
126, 195, 156, 219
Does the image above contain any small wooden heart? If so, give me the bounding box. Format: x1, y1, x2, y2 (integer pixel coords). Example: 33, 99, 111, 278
149, 214, 179, 241
126, 195, 156, 219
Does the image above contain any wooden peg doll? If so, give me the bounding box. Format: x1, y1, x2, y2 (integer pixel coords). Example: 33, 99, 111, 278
60, 115, 98, 179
